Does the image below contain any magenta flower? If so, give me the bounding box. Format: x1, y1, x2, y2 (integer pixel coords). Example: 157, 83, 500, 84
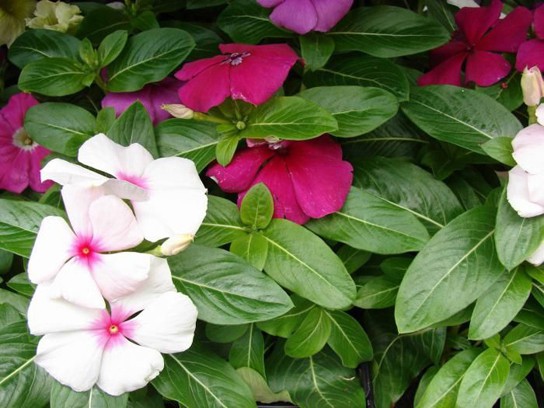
174, 43, 299, 112
257, 0, 353, 35
418, 0, 531, 87
207, 136, 353, 224
102, 77, 182, 125
516, 6, 544, 72
0, 93, 52, 193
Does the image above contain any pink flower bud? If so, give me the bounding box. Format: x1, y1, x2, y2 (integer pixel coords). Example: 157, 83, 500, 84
521, 66, 544, 106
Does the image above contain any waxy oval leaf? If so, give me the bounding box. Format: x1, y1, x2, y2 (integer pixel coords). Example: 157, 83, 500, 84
195, 196, 247, 248
50, 382, 128, 408
19, 58, 90, 96
284, 307, 331, 358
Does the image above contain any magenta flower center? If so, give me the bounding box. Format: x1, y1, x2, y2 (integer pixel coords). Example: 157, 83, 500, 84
222, 52, 251, 66
72, 237, 100, 266
12, 128, 37, 151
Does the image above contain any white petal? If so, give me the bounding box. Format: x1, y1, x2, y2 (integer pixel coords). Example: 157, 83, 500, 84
528, 241, 544, 266
28, 283, 104, 335
88, 195, 143, 251
536, 104, 544, 126
103, 178, 149, 201
61, 184, 106, 237
35, 331, 103, 392
126, 292, 197, 353
41, 158, 107, 186
91, 253, 151, 303
51, 258, 105, 309
527, 173, 544, 204
144, 157, 206, 191
113, 257, 175, 313
28, 216, 74, 284
78, 133, 153, 178
97, 336, 163, 396
512, 124, 544, 174
507, 166, 544, 217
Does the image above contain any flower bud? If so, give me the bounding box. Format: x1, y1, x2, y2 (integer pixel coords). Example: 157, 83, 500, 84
26, 0, 83, 34
161, 104, 194, 120
521, 66, 544, 106
160, 234, 194, 256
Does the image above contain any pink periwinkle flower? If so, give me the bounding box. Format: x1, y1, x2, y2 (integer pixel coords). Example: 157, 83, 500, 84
28, 257, 197, 395
516, 5, 544, 72
102, 78, 182, 125
257, 0, 353, 35
418, 0, 531, 87
174, 43, 299, 112
0, 93, 52, 193
207, 135, 353, 224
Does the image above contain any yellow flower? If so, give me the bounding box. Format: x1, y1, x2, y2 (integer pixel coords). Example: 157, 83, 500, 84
0, 0, 36, 46
26, 0, 83, 34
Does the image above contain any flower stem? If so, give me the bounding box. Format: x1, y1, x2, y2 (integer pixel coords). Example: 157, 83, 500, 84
528, 105, 538, 125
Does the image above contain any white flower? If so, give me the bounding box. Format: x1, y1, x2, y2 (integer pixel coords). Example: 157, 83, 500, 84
26, 0, 83, 33
42, 133, 208, 242
28, 257, 198, 396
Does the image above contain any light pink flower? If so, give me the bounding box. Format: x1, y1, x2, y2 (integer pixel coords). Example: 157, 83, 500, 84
257, 0, 353, 35
207, 135, 353, 224
174, 43, 299, 112
102, 78, 182, 125
28, 184, 150, 309
28, 257, 197, 395
0, 93, 52, 193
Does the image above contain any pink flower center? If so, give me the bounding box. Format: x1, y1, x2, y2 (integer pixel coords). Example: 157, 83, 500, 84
108, 324, 120, 335
72, 237, 100, 266
12, 128, 37, 151
116, 172, 148, 189
92, 308, 135, 349
222, 52, 251, 66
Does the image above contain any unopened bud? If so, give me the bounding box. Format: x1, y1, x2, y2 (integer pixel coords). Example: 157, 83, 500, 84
161, 104, 194, 119
521, 66, 544, 106
160, 234, 194, 256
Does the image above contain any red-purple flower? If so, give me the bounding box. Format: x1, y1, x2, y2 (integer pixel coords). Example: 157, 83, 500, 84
516, 5, 544, 72
174, 43, 299, 113
0, 93, 52, 193
257, 0, 353, 35
102, 78, 182, 125
418, 0, 531, 87
207, 136, 353, 224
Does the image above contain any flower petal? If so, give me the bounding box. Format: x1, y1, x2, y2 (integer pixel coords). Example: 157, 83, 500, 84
268, 0, 317, 34
512, 124, 544, 174
28, 146, 53, 193
0, 150, 30, 193
35, 331, 103, 393
177, 61, 230, 112
506, 166, 544, 218
465, 50, 510, 86
418, 52, 467, 86
0, 93, 38, 132
97, 336, 164, 396
174, 54, 224, 81
61, 184, 106, 238
527, 241, 544, 266
312, 0, 353, 32
477, 6, 532, 53
534, 5, 544, 40
528, 173, 544, 204
257, 0, 284, 7
124, 292, 197, 353
515, 40, 544, 72
455, 0, 502, 46
40, 158, 107, 186
144, 157, 206, 191
28, 216, 75, 284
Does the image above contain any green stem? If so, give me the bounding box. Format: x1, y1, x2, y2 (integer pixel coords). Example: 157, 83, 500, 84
528, 105, 538, 125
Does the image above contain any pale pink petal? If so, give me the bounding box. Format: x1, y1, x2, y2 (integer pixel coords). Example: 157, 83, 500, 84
102, 178, 148, 201
91, 253, 151, 302
312, 0, 353, 32
465, 50, 511, 86
61, 184, 105, 238
35, 331, 103, 392
418, 52, 467, 86
174, 55, 224, 81
527, 173, 544, 204
97, 336, 164, 396
41, 158, 107, 186
536, 104, 544, 125
144, 157, 206, 191
455, 0, 502, 46
268, 0, 317, 34
515, 40, 544, 72
527, 241, 544, 266
88, 195, 143, 251
507, 166, 544, 217
28, 283, 104, 335
512, 124, 544, 174
476, 6, 532, 53
124, 292, 197, 353
28, 216, 75, 284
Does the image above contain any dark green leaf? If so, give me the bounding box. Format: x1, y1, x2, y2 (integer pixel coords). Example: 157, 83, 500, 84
205, 323, 248, 344
76, 6, 130, 44
195, 196, 247, 248
0, 289, 30, 315
19, 58, 90, 96
7, 274, 35, 297
50, 382, 128, 408
229, 324, 266, 378
337, 245, 371, 274
0, 304, 23, 327
172, 22, 222, 60
354, 276, 399, 309
299, 33, 334, 72
257, 296, 313, 338
239, 183, 274, 230
95, 108, 116, 134
284, 307, 331, 358
481, 137, 516, 166
424, 0, 456, 32
98, 30, 128, 67
236, 368, 291, 405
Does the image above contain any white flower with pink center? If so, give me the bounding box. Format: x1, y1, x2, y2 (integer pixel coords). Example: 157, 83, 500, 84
41, 133, 208, 242
28, 257, 198, 396
28, 184, 151, 309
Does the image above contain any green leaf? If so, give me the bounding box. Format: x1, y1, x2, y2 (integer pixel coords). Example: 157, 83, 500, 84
500, 379, 538, 408
236, 368, 291, 404
481, 137, 516, 166
50, 382, 128, 408
307, 187, 430, 254
96, 107, 116, 134
156, 119, 220, 172
9, 29, 80, 69
169, 244, 293, 324
0, 199, 65, 257
25, 103, 96, 157
108, 102, 158, 157
456, 348, 510, 408
262, 219, 356, 309
205, 323, 248, 344
7, 274, 35, 297
424, 0, 456, 32
299, 33, 334, 72
0, 289, 30, 315
216, 0, 289, 44
354, 275, 400, 309
304, 54, 409, 101
229, 324, 266, 378
230, 233, 269, 271
257, 296, 313, 338
0, 304, 23, 327
495, 191, 544, 270
239, 183, 274, 230
395, 206, 506, 333
469, 267, 532, 340
324, 310, 373, 368
76, 6, 130, 44
501, 357, 535, 396
503, 325, 544, 355
19, 58, 90, 96
195, 196, 247, 248
284, 307, 331, 358
153, 345, 255, 408
329, 6, 449, 57
337, 245, 371, 274
215, 135, 240, 167
238, 96, 338, 140
299, 86, 398, 138
107, 28, 194, 92
402, 85, 522, 154
98, 30, 128, 67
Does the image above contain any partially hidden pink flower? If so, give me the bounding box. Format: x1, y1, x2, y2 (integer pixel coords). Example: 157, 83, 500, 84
175, 43, 299, 112
28, 184, 151, 309
516, 5, 544, 72
257, 0, 353, 35
418, 0, 531, 87
0, 93, 52, 193
28, 257, 197, 395
102, 77, 182, 125
207, 135, 353, 224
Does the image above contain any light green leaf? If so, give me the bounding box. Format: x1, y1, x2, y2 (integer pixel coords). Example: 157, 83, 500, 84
98, 30, 128, 67
230, 233, 268, 271
481, 137, 516, 166
19, 58, 90, 96
229, 324, 265, 378
500, 379, 538, 408
299, 33, 334, 72
240, 183, 274, 230
284, 307, 331, 358
503, 325, 544, 355
195, 196, 247, 248
257, 296, 313, 338
50, 382, 128, 408
236, 368, 291, 405
354, 276, 400, 309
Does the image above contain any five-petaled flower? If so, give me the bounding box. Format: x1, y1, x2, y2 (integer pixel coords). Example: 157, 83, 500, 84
207, 135, 353, 224
175, 43, 299, 112
516, 5, 544, 72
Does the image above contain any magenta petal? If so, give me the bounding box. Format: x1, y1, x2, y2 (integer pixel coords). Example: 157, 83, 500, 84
207, 146, 275, 193
535, 5, 544, 39
429, 40, 467, 66
269, 0, 318, 35
477, 6, 532, 53
465, 50, 510, 86
288, 135, 343, 160
0, 93, 38, 134
147, 78, 182, 123
455, 0, 502, 45
102, 88, 151, 119
174, 55, 224, 81
177, 63, 230, 112
515, 40, 544, 72
0, 151, 30, 193
418, 52, 467, 86
312, 0, 353, 32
